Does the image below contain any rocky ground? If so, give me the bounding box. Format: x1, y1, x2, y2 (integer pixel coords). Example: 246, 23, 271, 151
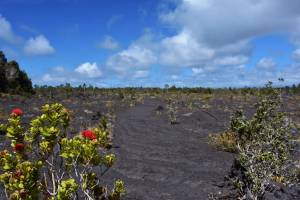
0, 93, 299, 199
102, 97, 234, 200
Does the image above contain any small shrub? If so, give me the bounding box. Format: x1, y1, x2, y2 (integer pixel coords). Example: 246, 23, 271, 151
228, 82, 296, 199
166, 99, 179, 124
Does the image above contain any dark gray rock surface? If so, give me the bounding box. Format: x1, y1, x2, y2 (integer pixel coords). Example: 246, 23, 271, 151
0, 95, 299, 199
102, 98, 235, 200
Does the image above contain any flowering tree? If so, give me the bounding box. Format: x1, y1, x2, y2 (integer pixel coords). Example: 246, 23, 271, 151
0, 103, 125, 200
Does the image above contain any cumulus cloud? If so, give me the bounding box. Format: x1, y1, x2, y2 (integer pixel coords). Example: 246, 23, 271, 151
106, 44, 157, 73
292, 49, 300, 60
104, 0, 300, 85
160, 30, 214, 66
256, 58, 277, 69
38, 64, 105, 86
133, 70, 149, 78
160, 0, 300, 47
41, 73, 68, 83
213, 55, 248, 66
75, 62, 102, 78
0, 15, 21, 44
40, 66, 73, 83
192, 67, 204, 75
36, 0, 300, 87
98, 35, 119, 50
52, 66, 65, 73
171, 75, 179, 80
24, 35, 55, 56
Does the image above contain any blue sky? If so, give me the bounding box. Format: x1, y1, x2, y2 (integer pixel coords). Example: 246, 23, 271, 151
0, 0, 300, 87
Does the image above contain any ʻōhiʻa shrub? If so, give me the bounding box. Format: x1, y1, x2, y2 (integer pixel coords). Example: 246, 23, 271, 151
228, 82, 296, 199
0, 103, 125, 199
209, 82, 299, 199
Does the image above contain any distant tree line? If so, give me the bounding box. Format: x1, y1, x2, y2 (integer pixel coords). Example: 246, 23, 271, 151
1, 50, 300, 96
33, 82, 300, 100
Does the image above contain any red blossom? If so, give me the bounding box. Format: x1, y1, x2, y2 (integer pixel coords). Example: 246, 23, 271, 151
14, 143, 25, 151
81, 130, 97, 140
11, 108, 23, 117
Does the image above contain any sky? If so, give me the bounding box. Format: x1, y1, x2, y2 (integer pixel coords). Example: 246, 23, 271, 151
0, 0, 300, 88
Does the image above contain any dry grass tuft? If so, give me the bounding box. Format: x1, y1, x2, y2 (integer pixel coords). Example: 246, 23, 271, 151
0, 108, 8, 120
208, 131, 238, 153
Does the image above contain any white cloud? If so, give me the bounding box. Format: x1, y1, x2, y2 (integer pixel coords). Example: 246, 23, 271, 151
159, 0, 300, 71
80, 0, 300, 86
106, 44, 157, 73
40, 66, 71, 83
107, 0, 300, 78
192, 68, 204, 75
41, 74, 52, 82
41, 73, 68, 83
24, 35, 55, 56
160, 30, 214, 66
213, 55, 249, 66
160, 0, 300, 47
75, 62, 102, 78
171, 75, 179, 80
38, 64, 105, 85
256, 58, 277, 69
216, 39, 251, 55
292, 49, 300, 60
0, 15, 21, 44
98, 35, 119, 50
53, 66, 65, 73
133, 70, 149, 78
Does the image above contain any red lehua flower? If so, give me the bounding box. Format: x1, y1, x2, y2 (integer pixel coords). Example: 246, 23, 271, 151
81, 130, 97, 140
14, 143, 25, 151
11, 108, 23, 117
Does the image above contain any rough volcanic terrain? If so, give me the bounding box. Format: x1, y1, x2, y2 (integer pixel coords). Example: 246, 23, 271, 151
102, 97, 234, 200
1, 94, 300, 199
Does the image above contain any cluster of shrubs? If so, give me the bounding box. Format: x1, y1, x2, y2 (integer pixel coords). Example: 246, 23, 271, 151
0, 51, 33, 94
0, 104, 125, 199
210, 82, 299, 199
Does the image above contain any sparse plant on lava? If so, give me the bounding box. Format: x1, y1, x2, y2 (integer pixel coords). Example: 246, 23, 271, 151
166, 98, 179, 124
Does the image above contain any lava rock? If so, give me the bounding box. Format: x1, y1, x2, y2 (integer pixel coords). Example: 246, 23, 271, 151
92, 111, 102, 121
155, 105, 164, 111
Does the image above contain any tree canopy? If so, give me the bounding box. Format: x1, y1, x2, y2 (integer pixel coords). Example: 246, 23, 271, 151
0, 51, 33, 94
